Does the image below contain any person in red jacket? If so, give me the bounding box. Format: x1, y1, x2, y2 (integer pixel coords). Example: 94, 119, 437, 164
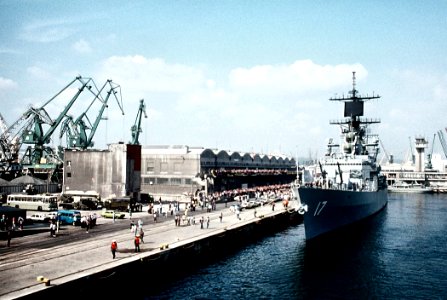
134, 235, 140, 252
111, 240, 118, 259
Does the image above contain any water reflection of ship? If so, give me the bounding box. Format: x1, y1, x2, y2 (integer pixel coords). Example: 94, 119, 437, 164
295, 72, 388, 240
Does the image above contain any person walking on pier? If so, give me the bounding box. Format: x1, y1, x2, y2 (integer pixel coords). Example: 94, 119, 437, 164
206, 216, 210, 228
139, 228, 145, 243
6, 228, 12, 247
0, 214, 6, 231
18, 216, 24, 231
111, 240, 118, 259
219, 212, 223, 223
134, 235, 141, 252
49, 222, 56, 237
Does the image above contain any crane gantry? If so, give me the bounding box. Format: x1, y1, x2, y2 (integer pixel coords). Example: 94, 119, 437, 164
20, 76, 98, 170
60, 79, 124, 150
0, 76, 148, 181
130, 99, 147, 145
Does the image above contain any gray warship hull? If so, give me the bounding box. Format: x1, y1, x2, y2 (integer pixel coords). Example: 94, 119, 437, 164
298, 187, 388, 240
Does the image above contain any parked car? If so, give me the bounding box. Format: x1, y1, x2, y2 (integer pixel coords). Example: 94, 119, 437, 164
29, 213, 47, 222
101, 210, 125, 219
245, 200, 260, 209
46, 212, 58, 221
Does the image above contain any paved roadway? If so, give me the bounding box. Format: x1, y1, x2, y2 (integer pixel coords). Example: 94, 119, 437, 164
0, 200, 295, 299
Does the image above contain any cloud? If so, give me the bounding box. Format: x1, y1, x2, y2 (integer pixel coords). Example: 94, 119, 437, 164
0, 77, 18, 91
20, 19, 78, 43
229, 60, 367, 95
72, 39, 92, 54
98, 55, 206, 94
27, 66, 52, 80
91, 55, 370, 153
0, 48, 21, 55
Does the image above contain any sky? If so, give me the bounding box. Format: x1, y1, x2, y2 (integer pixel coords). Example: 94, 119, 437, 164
1, 0, 447, 162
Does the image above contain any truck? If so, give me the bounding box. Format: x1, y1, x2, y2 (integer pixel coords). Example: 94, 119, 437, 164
104, 196, 143, 212
59, 190, 101, 210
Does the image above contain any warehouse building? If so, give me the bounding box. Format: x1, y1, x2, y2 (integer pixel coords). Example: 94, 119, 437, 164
63, 143, 141, 200
63, 144, 296, 202
140, 145, 296, 201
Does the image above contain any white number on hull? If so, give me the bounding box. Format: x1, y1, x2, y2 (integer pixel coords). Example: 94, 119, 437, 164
314, 201, 327, 216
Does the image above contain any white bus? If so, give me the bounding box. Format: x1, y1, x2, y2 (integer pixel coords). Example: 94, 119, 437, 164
7, 194, 58, 211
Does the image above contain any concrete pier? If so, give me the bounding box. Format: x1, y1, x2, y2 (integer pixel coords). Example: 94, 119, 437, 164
0, 201, 302, 299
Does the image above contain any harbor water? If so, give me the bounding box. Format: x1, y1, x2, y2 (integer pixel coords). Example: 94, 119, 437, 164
143, 193, 447, 299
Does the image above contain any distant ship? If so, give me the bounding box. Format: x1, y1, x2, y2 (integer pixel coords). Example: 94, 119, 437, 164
296, 72, 388, 240
388, 181, 434, 194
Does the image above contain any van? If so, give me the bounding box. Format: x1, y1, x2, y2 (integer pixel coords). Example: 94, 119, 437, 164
57, 210, 82, 225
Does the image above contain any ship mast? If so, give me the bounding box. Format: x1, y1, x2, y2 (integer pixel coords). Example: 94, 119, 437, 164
329, 72, 381, 156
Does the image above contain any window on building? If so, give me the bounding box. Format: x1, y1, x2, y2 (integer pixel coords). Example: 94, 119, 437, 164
146, 160, 154, 173
67, 172, 71, 178
171, 178, 182, 185
158, 178, 169, 185
184, 178, 192, 185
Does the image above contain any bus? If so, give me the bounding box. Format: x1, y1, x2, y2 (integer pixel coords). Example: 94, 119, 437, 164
6, 194, 58, 211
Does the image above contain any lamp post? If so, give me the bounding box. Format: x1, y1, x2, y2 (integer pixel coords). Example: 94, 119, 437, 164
149, 181, 153, 202
204, 174, 208, 197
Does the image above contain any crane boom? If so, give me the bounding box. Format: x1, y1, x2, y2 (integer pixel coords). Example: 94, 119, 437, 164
21, 76, 95, 166
0, 106, 45, 165
426, 133, 436, 169
438, 129, 447, 159
85, 80, 124, 148
65, 79, 124, 149
130, 99, 147, 145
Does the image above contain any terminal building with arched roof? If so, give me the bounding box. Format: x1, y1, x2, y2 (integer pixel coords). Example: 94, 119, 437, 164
141, 145, 297, 201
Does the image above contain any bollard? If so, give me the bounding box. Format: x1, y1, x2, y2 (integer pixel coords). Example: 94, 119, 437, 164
159, 243, 169, 250
36, 276, 50, 286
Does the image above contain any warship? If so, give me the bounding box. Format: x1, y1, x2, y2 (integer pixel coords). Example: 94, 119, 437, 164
297, 72, 388, 240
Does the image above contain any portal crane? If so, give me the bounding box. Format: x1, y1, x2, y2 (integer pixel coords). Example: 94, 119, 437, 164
426, 133, 436, 169
21, 76, 97, 167
130, 99, 147, 145
438, 129, 447, 159
59, 115, 79, 148
0, 106, 50, 172
379, 138, 392, 165
0, 112, 10, 162
66, 79, 124, 149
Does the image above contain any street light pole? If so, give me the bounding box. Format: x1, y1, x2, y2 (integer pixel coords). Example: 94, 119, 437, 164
204, 174, 208, 197
150, 181, 153, 202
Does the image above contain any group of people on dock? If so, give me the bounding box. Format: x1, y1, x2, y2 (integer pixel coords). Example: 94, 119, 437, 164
107, 183, 294, 259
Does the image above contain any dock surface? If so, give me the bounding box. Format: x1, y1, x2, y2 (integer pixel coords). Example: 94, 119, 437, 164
0, 201, 297, 299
